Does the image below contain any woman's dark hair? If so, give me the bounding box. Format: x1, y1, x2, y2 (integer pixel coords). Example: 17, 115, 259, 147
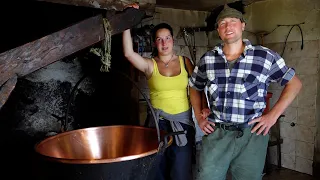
151, 23, 174, 57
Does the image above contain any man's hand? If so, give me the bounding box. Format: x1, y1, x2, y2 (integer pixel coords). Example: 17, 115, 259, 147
248, 113, 278, 136
201, 108, 211, 119
196, 110, 215, 135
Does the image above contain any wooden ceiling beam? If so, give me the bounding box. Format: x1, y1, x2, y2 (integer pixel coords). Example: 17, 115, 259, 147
0, 8, 145, 110
156, 0, 267, 11
156, 0, 238, 11
35, 0, 156, 15
0, 75, 17, 110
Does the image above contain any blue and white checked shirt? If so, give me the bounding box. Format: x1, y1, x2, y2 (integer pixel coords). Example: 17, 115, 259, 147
189, 39, 295, 124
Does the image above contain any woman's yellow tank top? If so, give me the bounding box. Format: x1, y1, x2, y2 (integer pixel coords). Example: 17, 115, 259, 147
147, 56, 190, 114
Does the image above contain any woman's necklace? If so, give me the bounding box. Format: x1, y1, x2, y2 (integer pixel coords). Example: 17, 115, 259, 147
159, 54, 174, 68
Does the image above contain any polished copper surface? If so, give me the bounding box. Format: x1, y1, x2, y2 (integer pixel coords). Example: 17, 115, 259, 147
35, 125, 172, 164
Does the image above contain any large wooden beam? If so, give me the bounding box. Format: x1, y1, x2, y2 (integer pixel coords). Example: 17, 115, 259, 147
0, 8, 145, 109
156, 0, 266, 11
36, 0, 155, 15
0, 75, 17, 110
157, 0, 238, 11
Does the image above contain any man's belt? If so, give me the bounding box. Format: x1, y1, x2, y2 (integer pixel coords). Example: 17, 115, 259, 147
214, 122, 248, 130
213, 122, 250, 138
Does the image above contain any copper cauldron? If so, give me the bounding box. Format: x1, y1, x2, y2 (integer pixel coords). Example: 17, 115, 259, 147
34, 125, 173, 180
35, 125, 172, 164
33, 71, 180, 180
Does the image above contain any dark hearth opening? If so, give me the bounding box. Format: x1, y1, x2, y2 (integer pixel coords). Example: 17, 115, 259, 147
0, 2, 140, 179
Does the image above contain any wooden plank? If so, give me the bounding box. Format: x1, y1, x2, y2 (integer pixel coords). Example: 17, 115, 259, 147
0, 14, 103, 87
36, 0, 155, 15
0, 75, 17, 109
0, 8, 145, 86
156, 0, 238, 11
0, 8, 145, 109
108, 8, 146, 36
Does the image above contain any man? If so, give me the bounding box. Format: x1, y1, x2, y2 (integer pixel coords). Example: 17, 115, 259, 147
189, 5, 302, 180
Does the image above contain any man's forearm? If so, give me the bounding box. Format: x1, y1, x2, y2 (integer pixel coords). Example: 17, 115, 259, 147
201, 91, 209, 109
269, 75, 302, 119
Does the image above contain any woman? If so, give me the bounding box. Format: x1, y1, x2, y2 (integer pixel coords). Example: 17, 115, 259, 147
122, 6, 196, 180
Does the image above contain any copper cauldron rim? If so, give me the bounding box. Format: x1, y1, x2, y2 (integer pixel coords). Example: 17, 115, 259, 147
35, 125, 172, 164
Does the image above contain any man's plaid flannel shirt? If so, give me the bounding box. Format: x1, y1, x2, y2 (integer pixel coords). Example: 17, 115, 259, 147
189, 39, 295, 124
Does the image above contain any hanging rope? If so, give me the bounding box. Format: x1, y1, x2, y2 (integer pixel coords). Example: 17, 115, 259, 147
90, 18, 112, 72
